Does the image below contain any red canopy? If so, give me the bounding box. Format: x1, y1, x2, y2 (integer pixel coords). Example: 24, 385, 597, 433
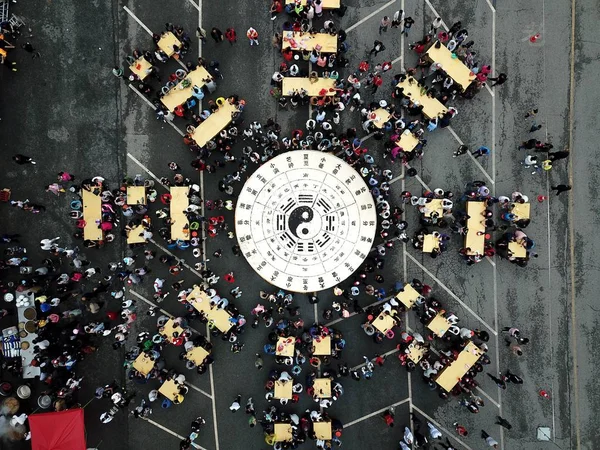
29, 408, 86, 450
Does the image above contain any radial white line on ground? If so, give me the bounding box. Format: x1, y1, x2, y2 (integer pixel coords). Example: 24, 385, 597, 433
411, 405, 474, 450
187, 0, 200, 11
324, 297, 388, 327
184, 380, 213, 400
127, 153, 170, 191
127, 84, 185, 136
346, 0, 397, 33
149, 239, 203, 278
446, 126, 495, 185
405, 251, 497, 335
486, 256, 496, 266
424, 0, 449, 31
143, 418, 204, 450
350, 346, 400, 371
123, 6, 153, 36
343, 398, 410, 428
476, 385, 501, 409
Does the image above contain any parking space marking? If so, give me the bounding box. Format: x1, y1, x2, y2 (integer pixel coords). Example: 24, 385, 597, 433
411, 405, 474, 450
142, 418, 205, 449
405, 251, 497, 335
127, 153, 171, 191
127, 84, 186, 137
346, 0, 397, 34
343, 398, 410, 428
446, 126, 494, 185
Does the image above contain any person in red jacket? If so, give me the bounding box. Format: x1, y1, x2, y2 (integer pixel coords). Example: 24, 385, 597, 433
225, 28, 237, 45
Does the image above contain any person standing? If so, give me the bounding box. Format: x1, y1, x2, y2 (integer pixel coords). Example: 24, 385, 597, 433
431, 17, 443, 34
22, 42, 41, 58
379, 16, 391, 34
402, 16, 415, 36
471, 146, 490, 159
453, 422, 468, 436
225, 28, 237, 45
371, 74, 383, 93
481, 430, 499, 448
196, 27, 207, 44
211, 27, 224, 43
255, 353, 263, 370
551, 184, 571, 196
486, 372, 507, 389
488, 73, 507, 86
369, 40, 384, 56
495, 416, 512, 430
229, 394, 241, 412
391, 10, 404, 28
247, 27, 259, 46
12, 154, 36, 165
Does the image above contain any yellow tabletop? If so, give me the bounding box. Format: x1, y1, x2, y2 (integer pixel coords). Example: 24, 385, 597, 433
282, 31, 337, 53
407, 343, 425, 363
186, 346, 209, 365
427, 313, 451, 337
422, 234, 440, 253
187, 288, 234, 333
282, 77, 336, 97
395, 129, 419, 153
370, 108, 391, 129
274, 380, 293, 399
158, 32, 182, 57
159, 379, 183, 402
511, 202, 530, 220
421, 199, 443, 217
396, 284, 420, 309
313, 378, 331, 398
192, 102, 239, 147
313, 421, 332, 440
276, 337, 295, 357
286, 0, 340, 7
509, 241, 527, 258
435, 341, 483, 392
274, 423, 293, 442
132, 353, 155, 375
426, 42, 475, 91
465, 201, 485, 255
127, 186, 146, 205
396, 77, 447, 119
312, 335, 331, 355
372, 312, 395, 333
160, 318, 185, 343
161, 66, 211, 112
207, 308, 234, 333
170, 186, 189, 240
127, 224, 147, 244
129, 57, 152, 81
82, 189, 103, 241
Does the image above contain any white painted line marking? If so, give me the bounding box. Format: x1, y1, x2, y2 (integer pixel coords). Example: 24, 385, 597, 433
486, 256, 496, 267
405, 251, 497, 335
127, 84, 185, 137
149, 239, 204, 278
143, 418, 204, 449
447, 126, 495, 185
346, 0, 397, 33
485, 83, 495, 97
123, 6, 153, 36
476, 385, 501, 409
350, 346, 401, 372
411, 405, 474, 450
208, 362, 220, 450
388, 173, 403, 184
343, 398, 410, 428
187, 0, 200, 11
127, 153, 170, 191
324, 297, 388, 327
184, 380, 213, 400
485, 0, 496, 12
403, 163, 430, 191
424, 0, 449, 31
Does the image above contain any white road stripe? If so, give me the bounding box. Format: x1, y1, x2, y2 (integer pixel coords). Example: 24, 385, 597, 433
148, 239, 204, 278
127, 84, 185, 137
143, 418, 204, 449
123, 6, 153, 36
346, 0, 397, 33
411, 405, 474, 450
343, 398, 410, 428
126, 153, 170, 191
447, 126, 495, 185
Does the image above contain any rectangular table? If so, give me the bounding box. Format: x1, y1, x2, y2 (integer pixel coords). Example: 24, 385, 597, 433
276, 337, 295, 357
82, 189, 103, 241
312, 335, 331, 355
511, 202, 530, 220
421, 199, 443, 217
396, 77, 447, 119
274, 423, 293, 442
187, 288, 234, 333
372, 312, 395, 333
407, 343, 425, 363
133, 353, 154, 375
282, 77, 336, 97
422, 234, 440, 253
396, 284, 420, 309
427, 313, 451, 337
186, 346, 209, 365
313, 378, 331, 398
371, 108, 391, 129
129, 57, 152, 81
127, 186, 146, 205
425, 42, 475, 91
159, 379, 180, 401
313, 422, 332, 440
435, 342, 483, 392
170, 186, 189, 240
126, 224, 146, 244
395, 129, 419, 153
160, 319, 185, 343
274, 380, 293, 399
285, 0, 340, 8
158, 32, 182, 57
192, 102, 239, 147
465, 201, 485, 255
282, 31, 337, 53
161, 66, 211, 111
509, 241, 527, 258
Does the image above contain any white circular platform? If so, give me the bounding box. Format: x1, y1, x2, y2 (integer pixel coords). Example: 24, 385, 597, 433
235, 150, 377, 292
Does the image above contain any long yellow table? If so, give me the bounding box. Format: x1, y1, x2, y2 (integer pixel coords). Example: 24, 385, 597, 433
282, 77, 336, 97
274, 380, 293, 399
508, 241, 527, 258
82, 190, 103, 241
192, 102, 239, 147
396, 77, 447, 119
421, 199, 443, 218
370, 108, 391, 129
158, 32, 181, 57
282, 31, 337, 53
161, 66, 211, 112
427, 313, 451, 337
286, 0, 340, 7
396, 284, 420, 309
435, 342, 483, 392
129, 57, 152, 81
126, 224, 146, 244
313, 422, 332, 440
313, 378, 331, 398
426, 42, 475, 91
465, 201, 485, 255
133, 353, 155, 375
422, 234, 440, 253
187, 287, 234, 333
127, 186, 146, 205
511, 202, 530, 220
395, 130, 419, 153
170, 186, 189, 240
186, 346, 209, 365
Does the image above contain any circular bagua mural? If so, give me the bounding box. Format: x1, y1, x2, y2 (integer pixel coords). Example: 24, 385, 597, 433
235, 150, 377, 292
